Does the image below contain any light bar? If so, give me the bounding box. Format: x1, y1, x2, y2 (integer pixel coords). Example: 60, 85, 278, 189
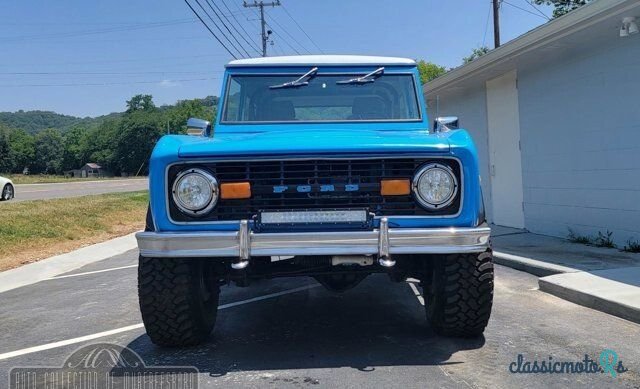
260, 210, 368, 225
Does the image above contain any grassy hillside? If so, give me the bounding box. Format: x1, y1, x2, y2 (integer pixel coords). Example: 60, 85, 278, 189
0, 94, 218, 176
0, 95, 217, 134
0, 110, 123, 134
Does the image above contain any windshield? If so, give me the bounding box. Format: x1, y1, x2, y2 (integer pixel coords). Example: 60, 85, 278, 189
221, 72, 421, 123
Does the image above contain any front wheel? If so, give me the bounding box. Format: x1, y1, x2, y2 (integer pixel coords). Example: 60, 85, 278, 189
138, 256, 220, 346
1, 184, 14, 201
424, 250, 494, 337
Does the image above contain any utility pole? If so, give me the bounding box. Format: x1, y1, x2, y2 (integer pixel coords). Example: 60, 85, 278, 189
492, 0, 501, 48
244, 0, 281, 57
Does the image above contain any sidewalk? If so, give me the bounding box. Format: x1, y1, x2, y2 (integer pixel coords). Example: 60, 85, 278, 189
0, 233, 138, 293
491, 225, 640, 324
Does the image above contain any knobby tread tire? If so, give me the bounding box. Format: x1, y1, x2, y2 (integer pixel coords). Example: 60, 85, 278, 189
138, 256, 219, 346
426, 250, 494, 337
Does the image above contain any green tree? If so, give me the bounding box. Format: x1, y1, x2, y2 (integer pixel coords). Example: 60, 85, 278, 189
62, 126, 90, 171
0, 126, 11, 173
533, 0, 591, 18
33, 129, 64, 174
114, 111, 162, 175
126, 94, 156, 113
163, 98, 216, 134
416, 60, 447, 84
8, 128, 35, 173
84, 119, 120, 172
463, 47, 490, 64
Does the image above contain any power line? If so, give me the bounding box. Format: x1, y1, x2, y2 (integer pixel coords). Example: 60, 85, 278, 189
2, 53, 230, 67
482, 1, 492, 47
266, 14, 311, 54
0, 19, 196, 42
264, 21, 300, 54
183, 0, 239, 59
203, 0, 252, 57
230, 0, 264, 44
502, 0, 550, 20
243, 1, 282, 57
192, 0, 247, 58
219, 0, 262, 55
0, 77, 220, 88
271, 40, 284, 56
0, 71, 222, 75
522, 0, 551, 20
280, 3, 323, 53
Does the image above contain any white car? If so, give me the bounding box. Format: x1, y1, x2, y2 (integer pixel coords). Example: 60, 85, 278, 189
0, 176, 15, 201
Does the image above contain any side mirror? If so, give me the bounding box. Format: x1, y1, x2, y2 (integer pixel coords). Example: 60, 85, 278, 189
186, 117, 211, 137
433, 116, 459, 133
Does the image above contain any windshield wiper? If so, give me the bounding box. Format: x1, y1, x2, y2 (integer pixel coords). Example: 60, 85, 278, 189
336, 67, 385, 85
269, 67, 319, 89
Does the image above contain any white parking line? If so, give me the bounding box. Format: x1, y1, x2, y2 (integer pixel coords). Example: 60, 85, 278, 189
218, 284, 320, 309
0, 324, 145, 361
0, 283, 320, 361
408, 282, 424, 305
46, 264, 138, 280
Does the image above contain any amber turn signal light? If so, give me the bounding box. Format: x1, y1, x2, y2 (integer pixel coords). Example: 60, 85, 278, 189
220, 182, 251, 199
380, 179, 411, 196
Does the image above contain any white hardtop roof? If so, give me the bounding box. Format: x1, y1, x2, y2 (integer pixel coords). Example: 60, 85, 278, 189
226, 55, 416, 67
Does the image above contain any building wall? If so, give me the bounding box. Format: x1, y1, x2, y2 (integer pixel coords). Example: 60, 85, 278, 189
517, 37, 640, 246
426, 88, 494, 222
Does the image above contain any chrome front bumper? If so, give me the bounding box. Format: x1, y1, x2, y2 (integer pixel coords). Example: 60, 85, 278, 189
136, 219, 491, 260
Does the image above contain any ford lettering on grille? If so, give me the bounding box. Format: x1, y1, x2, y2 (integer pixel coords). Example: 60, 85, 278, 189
273, 184, 360, 193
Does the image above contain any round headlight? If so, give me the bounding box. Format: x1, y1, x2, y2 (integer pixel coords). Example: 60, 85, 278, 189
413, 163, 458, 209
172, 168, 218, 215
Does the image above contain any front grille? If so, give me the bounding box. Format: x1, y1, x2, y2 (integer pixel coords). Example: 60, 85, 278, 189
168, 157, 461, 222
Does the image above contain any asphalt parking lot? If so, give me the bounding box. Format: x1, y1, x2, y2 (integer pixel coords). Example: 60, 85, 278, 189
1, 251, 639, 388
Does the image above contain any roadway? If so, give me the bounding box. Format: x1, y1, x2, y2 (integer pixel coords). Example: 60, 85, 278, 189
11, 178, 148, 201
0, 251, 638, 388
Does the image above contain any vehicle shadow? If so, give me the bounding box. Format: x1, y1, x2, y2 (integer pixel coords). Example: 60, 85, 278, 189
122, 275, 486, 376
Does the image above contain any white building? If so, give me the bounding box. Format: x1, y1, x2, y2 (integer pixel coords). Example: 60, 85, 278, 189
424, 0, 640, 246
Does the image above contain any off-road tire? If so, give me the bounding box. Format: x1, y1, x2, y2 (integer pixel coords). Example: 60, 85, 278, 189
425, 250, 493, 337
138, 256, 219, 346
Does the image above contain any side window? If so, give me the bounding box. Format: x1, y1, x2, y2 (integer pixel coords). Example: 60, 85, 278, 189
223, 77, 242, 121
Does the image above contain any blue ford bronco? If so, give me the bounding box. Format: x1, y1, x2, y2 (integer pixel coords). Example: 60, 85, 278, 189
136, 55, 493, 346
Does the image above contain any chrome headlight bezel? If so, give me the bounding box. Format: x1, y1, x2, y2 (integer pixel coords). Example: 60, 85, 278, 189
171, 168, 218, 216
412, 163, 459, 210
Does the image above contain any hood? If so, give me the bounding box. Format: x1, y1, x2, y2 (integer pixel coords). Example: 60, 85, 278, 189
177, 128, 450, 158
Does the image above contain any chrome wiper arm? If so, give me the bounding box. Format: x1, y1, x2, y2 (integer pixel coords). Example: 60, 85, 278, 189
336, 67, 385, 85
269, 67, 319, 89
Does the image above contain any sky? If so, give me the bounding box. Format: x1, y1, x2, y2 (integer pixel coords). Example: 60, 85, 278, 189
0, 0, 553, 117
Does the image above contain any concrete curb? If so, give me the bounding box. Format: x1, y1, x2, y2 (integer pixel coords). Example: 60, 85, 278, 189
493, 251, 577, 277
0, 232, 139, 294
539, 271, 640, 324
494, 249, 640, 324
